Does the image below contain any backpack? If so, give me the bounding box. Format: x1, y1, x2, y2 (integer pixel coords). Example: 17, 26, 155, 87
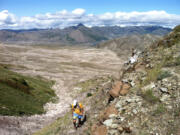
73, 103, 80, 111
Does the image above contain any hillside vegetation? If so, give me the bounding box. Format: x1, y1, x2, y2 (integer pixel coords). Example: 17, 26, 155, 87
0, 64, 56, 116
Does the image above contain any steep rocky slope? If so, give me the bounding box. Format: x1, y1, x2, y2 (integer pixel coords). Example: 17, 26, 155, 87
90, 25, 180, 135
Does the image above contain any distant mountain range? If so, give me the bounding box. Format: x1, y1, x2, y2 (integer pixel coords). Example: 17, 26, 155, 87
97, 34, 162, 57
0, 24, 171, 45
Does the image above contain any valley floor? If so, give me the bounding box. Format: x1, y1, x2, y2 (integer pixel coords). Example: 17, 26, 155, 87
0, 44, 124, 135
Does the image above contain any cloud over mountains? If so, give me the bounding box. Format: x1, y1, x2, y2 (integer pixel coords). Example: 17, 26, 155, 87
0, 8, 180, 29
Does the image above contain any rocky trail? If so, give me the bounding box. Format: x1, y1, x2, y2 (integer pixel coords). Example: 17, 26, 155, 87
0, 44, 123, 135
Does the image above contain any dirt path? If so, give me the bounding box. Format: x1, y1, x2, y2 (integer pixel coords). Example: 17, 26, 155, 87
0, 44, 123, 135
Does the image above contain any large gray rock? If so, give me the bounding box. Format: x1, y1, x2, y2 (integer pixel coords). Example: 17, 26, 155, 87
160, 87, 168, 93
103, 119, 113, 127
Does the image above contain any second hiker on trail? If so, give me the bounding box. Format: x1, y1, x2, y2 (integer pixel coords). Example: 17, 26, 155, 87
71, 100, 85, 129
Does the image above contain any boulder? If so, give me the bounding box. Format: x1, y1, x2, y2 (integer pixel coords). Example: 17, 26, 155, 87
120, 83, 131, 96
109, 81, 123, 98
99, 104, 118, 122
92, 125, 107, 135
160, 87, 168, 93
103, 119, 113, 127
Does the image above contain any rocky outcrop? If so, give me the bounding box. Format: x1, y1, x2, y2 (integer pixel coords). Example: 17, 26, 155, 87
90, 25, 180, 135
109, 81, 131, 98
99, 104, 118, 122
120, 83, 130, 96
108, 81, 123, 98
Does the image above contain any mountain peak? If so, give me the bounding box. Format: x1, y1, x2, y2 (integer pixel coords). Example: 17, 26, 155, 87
77, 23, 85, 27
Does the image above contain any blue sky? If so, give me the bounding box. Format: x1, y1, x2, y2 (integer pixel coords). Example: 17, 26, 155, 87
1, 0, 180, 16
0, 0, 180, 29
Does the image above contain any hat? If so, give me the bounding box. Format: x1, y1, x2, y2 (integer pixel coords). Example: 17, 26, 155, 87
73, 100, 77, 106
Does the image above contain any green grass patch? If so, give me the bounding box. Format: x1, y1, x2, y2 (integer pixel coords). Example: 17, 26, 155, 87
76, 79, 99, 93
0, 66, 56, 116
142, 89, 159, 104
143, 65, 162, 85
157, 70, 171, 80
139, 131, 149, 135
87, 92, 92, 97
156, 25, 180, 48
174, 25, 180, 33
153, 104, 167, 115
164, 55, 180, 67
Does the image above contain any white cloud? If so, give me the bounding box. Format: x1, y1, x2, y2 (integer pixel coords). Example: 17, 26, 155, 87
0, 10, 16, 26
72, 8, 85, 15
0, 9, 180, 29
